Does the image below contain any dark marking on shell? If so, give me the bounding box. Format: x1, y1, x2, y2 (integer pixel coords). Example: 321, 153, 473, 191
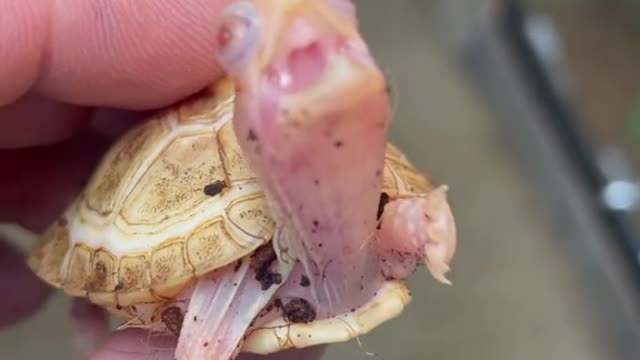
86, 261, 108, 292
283, 298, 316, 324
203, 180, 227, 197
160, 306, 184, 337
300, 274, 310, 287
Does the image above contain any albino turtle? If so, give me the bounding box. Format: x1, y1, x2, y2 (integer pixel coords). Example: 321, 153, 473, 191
27, 1, 458, 359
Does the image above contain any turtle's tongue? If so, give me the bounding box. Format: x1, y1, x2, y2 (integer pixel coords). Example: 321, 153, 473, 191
175, 244, 293, 359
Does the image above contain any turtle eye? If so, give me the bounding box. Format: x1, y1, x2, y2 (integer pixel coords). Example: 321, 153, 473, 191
215, 1, 262, 73
325, 0, 356, 22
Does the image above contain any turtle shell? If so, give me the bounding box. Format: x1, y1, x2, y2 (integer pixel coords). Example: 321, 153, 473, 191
28, 79, 275, 307
27, 77, 434, 310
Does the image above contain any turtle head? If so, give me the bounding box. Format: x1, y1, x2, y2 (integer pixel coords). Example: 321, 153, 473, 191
215, 0, 392, 316
213, 0, 385, 126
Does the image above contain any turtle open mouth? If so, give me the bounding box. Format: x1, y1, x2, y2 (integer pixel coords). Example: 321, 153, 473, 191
261, 17, 381, 118
263, 27, 332, 94
263, 24, 375, 94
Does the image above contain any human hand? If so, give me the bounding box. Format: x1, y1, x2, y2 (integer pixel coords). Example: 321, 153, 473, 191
0, 1, 325, 358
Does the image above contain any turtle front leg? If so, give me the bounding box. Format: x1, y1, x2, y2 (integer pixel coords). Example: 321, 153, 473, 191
175, 238, 294, 360
377, 186, 457, 284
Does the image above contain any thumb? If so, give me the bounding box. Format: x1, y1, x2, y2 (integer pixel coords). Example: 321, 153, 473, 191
1, 0, 234, 109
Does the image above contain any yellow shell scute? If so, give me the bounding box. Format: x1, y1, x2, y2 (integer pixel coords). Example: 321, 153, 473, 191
186, 218, 240, 276
27, 218, 70, 288
83, 119, 172, 220
383, 143, 433, 195
218, 122, 255, 182
117, 255, 150, 292
150, 240, 194, 299
120, 131, 226, 226
177, 78, 235, 125
86, 249, 118, 293
63, 245, 92, 296
226, 193, 275, 239
381, 162, 398, 193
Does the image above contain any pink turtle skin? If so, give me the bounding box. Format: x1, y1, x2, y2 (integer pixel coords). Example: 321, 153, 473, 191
69, 1, 457, 359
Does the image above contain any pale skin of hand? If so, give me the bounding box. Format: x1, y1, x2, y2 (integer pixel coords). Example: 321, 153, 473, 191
0, 0, 325, 358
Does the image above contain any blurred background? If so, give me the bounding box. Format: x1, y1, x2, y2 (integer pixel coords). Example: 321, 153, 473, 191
2, 0, 640, 358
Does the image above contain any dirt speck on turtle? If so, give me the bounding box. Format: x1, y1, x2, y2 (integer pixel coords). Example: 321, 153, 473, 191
247, 129, 257, 141
300, 274, 310, 287
251, 244, 282, 290
283, 298, 316, 324
203, 180, 226, 197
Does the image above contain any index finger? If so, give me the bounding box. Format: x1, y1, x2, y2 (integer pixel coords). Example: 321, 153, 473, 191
1, 0, 233, 109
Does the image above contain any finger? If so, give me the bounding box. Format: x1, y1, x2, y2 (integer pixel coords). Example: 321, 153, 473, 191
90, 329, 177, 360
71, 299, 110, 358
0, 238, 51, 328
0, 124, 124, 231
92, 328, 327, 360
1, 0, 234, 109
0, 93, 90, 149
238, 346, 328, 360
0, 0, 49, 103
